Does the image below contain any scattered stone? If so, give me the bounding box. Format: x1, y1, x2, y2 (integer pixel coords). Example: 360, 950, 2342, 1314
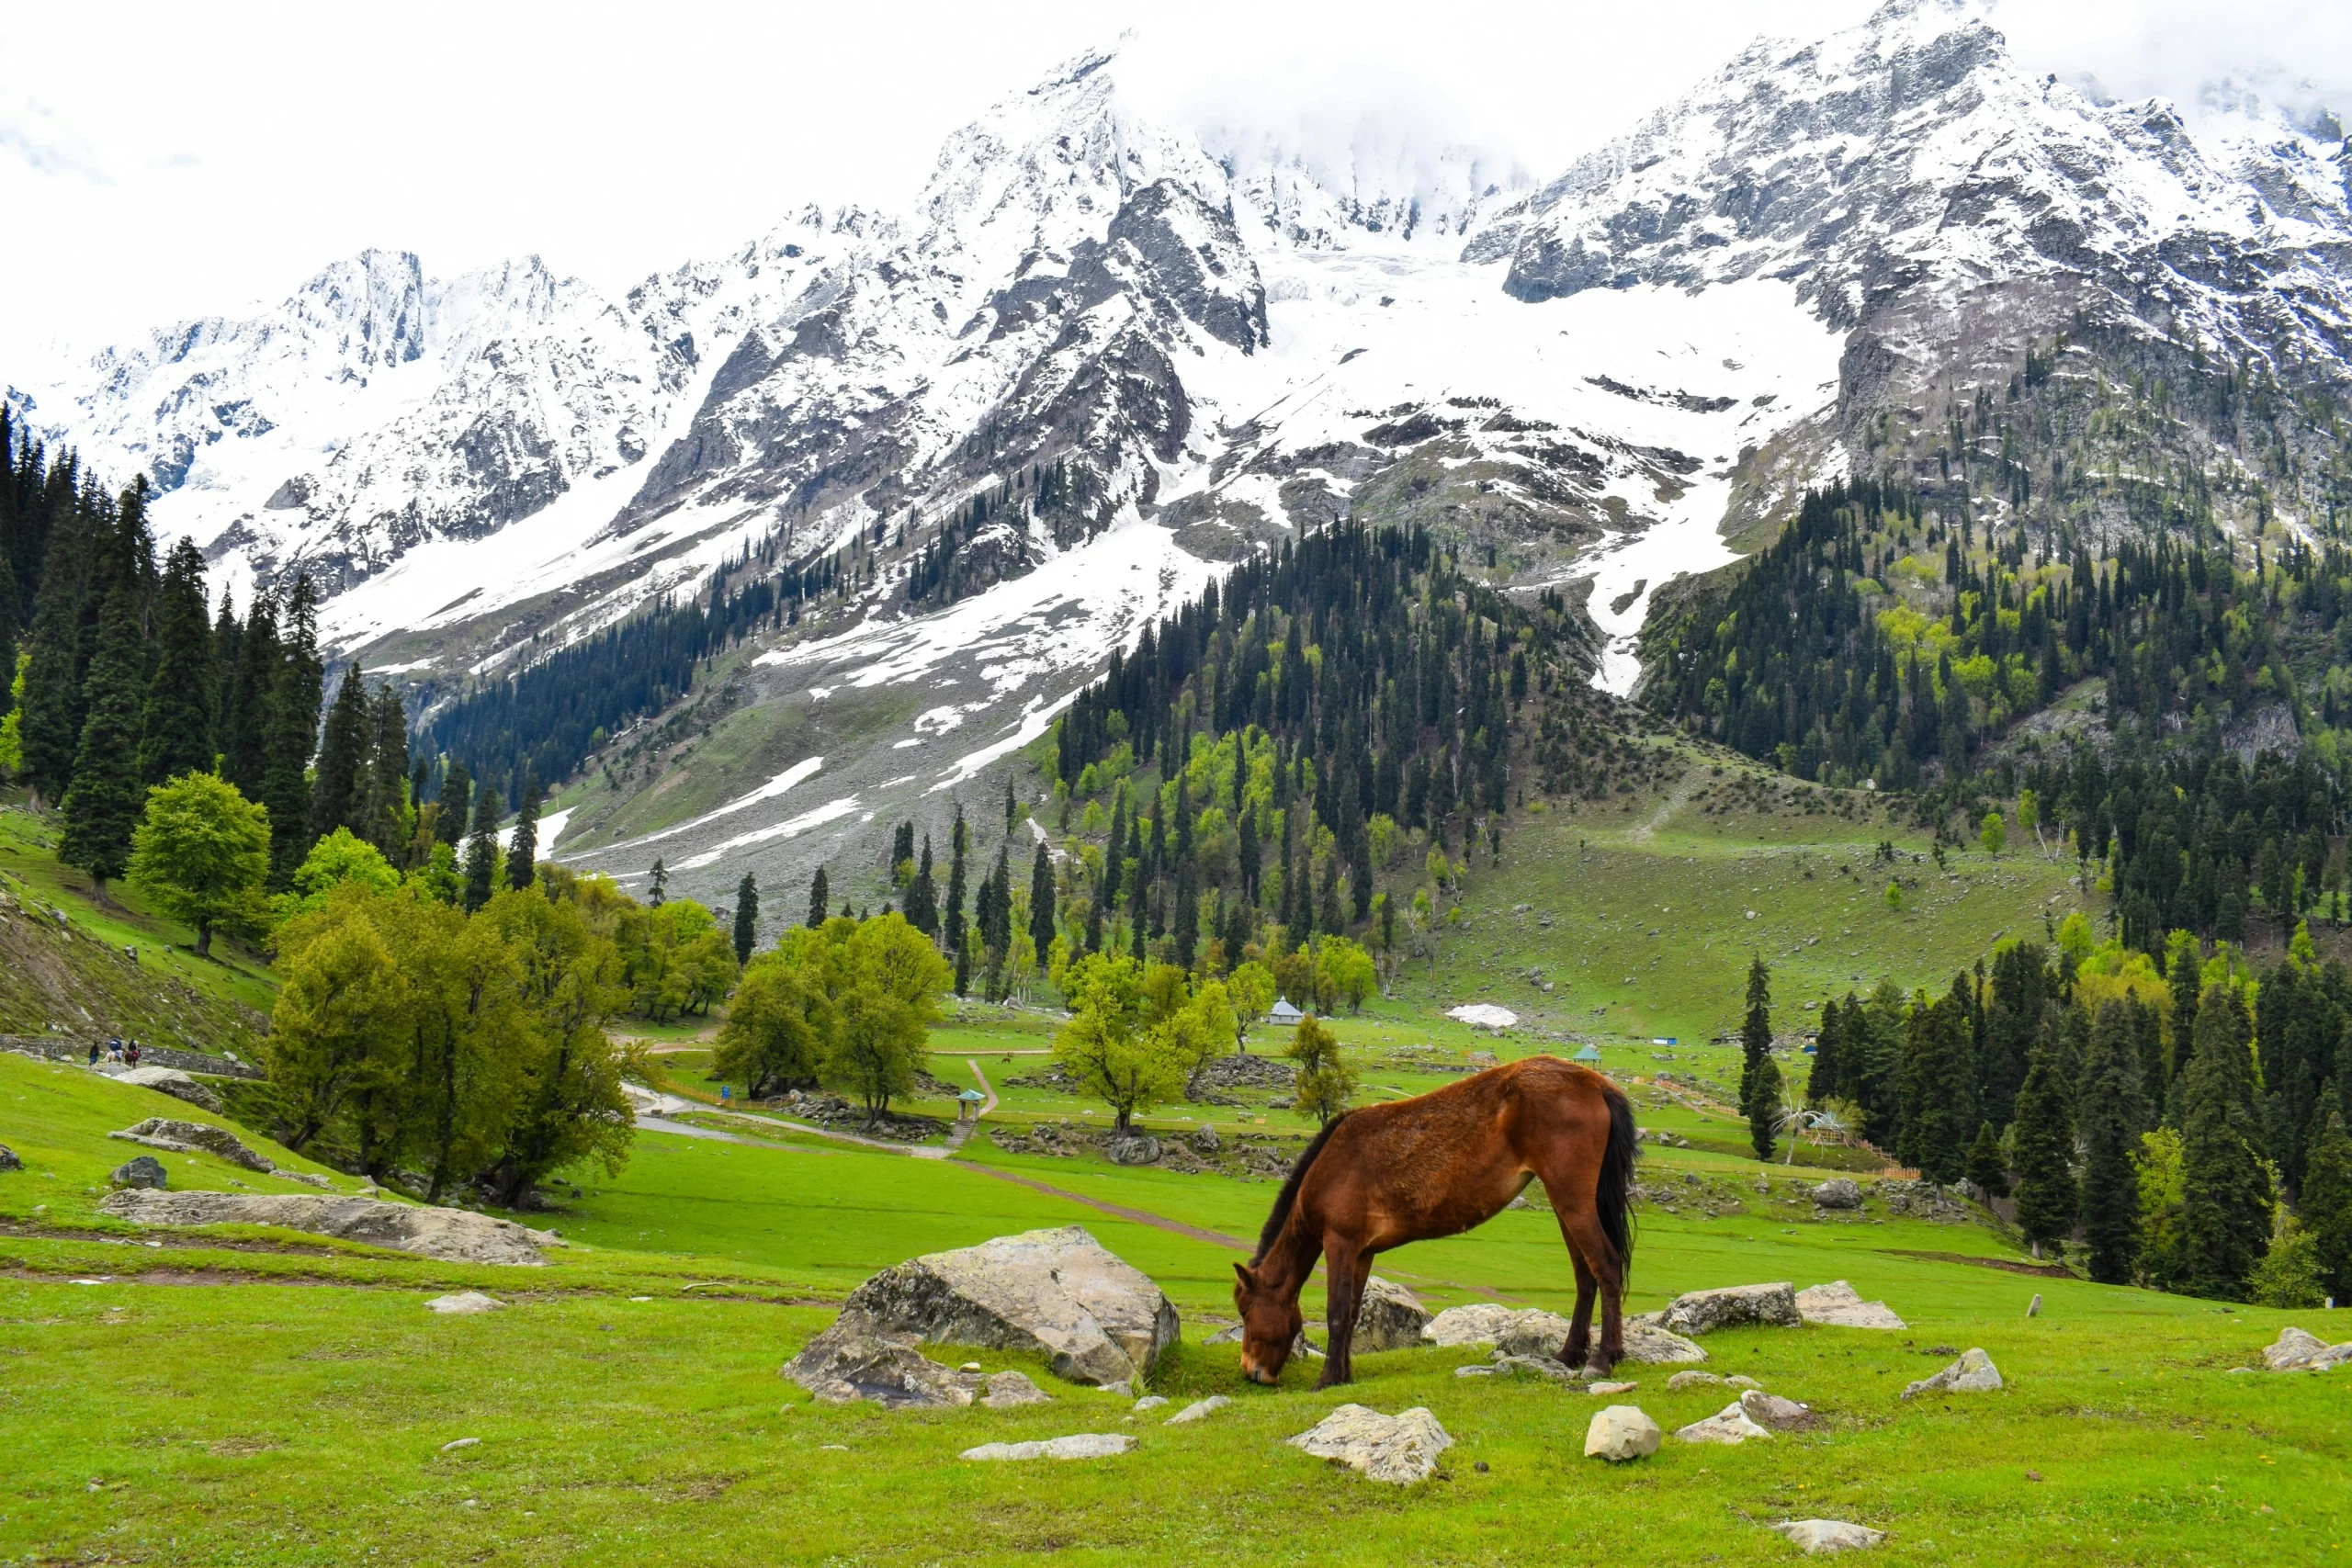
2026, 1293, 2041, 1318
98, 1190, 560, 1266
961, 1433, 1135, 1461
0, 1145, 19, 1172
1587, 1380, 1638, 1396
1584, 1404, 1661, 1461
815, 1226, 1178, 1387
2262, 1326, 2352, 1371
1796, 1281, 1906, 1330
440, 1438, 480, 1452
1675, 1401, 1775, 1444
115, 1066, 223, 1113
1188, 1125, 1222, 1155
278, 1171, 333, 1189
1287, 1404, 1454, 1484
783, 1331, 981, 1408
1104, 1133, 1161, 1167
1724, 1374, 1762, 1390
1165, 1395, 1231, 1425
1653, 1282, 1801, 1336
1738, 1390, 1817, 1431
1901, 1348, 2002, 1400
981, 1371, 1052, 1408
1422, 1303, 1703, 1365
1811, 1179, 1863, 1210
1454, 1366, 1496, 1378
425, 1292, 505, 1315
1772, 1519, 1885, 1554
1667, 1370, 1723, 1391
1354, 1275, 1431, 1351
1132, 1395, 1169, 1412
1622, 1321, 1710, 1364
108, 1118, 275, 1172
960, 1361, 983, 1372
1489, 1353, 1578, 1383
108, 1156, 167, 1190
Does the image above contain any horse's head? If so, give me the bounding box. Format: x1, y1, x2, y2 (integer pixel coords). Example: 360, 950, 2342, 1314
1231, 1261, 1302, 1385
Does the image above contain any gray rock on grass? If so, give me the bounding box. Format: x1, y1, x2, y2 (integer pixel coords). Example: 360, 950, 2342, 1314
981, 1371, 1052, 1408
1812, 1179, 1863, 1210
819, 1225, 1177, 1387
425, 1292, 506, 1315
98, 1190, 560, 1265
784, 1331, 982, 1408
1104, 1134, 1160, 1167
1584, 1404, 1660, 1461
108, 1156, 167, 1189
1423, 1303, 1703, 1366
1667, 1370, 1723, 1391
961, 1433, 1134, 1461
1165, 1395, 1230, 1425
1288, 1404, 1454, 1484
108, 1117, 276, 1172
1132, 1395, 1170, 1412
1796, 1280, 1905, 1330
1737, 1389, 1816, 1431
1675, 1401, 1775, 1444
1773, 1519, 1885, 1554
0, 1144, 20, 1171
115, 1066, 223, 1113
1354, 1276, 1431, 1351
1901, 1348, 2001, 1400
1653, 1282, 1801, 1336
2262, 1326, 2352, 1371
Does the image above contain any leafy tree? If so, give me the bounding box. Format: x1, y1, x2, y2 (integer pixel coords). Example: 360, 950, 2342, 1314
2010, 1027, 2078, 1254
2133, 1128, 2190, 1290
1316, 936, 1377, 1013
732, 872, 759, 964
2247, 1210, 2327, 1308
138, 538, 215, 784
2301, 1111, 2352, 1303
267, 889, 407, 1153
127, 772, 271, 956
1740, 955, 1777, 1160
1054, 952, 1187, 1133
0, 650, 28, 775
2078, 1001, 2147, 1283
58, 579, 148, 894
2177, 983, 2275, 1299
1965, 1120, 2008, 1198
1980, 811, 2006, 858
817, 915, 951, 1121
1287, 1012, 1356, 1127
1227, 961, 1274, 1050
505, 776, 542, 890
280, 826, 401, 919
713, 952, 828, 1096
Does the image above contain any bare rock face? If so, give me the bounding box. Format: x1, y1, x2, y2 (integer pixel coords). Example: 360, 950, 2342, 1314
1772, 1519, 1886, 1554
1900, 1348, 2002, 1400
820, 1226, 1179, 1387
784, 1331, 983, 1408
97, 1190, 561, 1265
1653, 1282, 1801, 1336
1353, 1276, 1431, 1351
2263, 1326, 2352, 1371
1796, 1280, 1906, 1330
108, 1118, 276, 1173
1584, 1404, 1661, 1461
1288, 1404, 1454, 1484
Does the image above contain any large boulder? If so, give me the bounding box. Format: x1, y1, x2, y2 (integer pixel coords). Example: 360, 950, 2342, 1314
1796, 1280, 1906, 1330
821, 1226, 1178, 1387
783, 1330, 982, 1408
97, 1190, 560, 1266
1652, 1282, 1801, 1336
1288, 1404, 1454, 1484
1622, 1322, 1709, 1364
1584, 1404, 1661, 1461
2261, 1326, 2352, 1371
1420, 1303, 1522, 1347
108, 1117, 275, 1173
1354, 1276, 1431, 1351
1901, 1348, 2002, 1400
1104, 1133, 1160, 1167
114, 1067, 222, 1113
109, 1156, 168, 1189
1812, 1179, 1863, 1210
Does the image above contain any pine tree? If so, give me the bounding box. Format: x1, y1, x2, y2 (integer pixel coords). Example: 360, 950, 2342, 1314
17, 493, 90, 808
262, 576, 323, 886
137, 538, 214, 784
944, 807, 968, 953
58, 578, 147, 893
649, 858, 668, 907
361, 686, 411, 862
505, 776, 540, 890
1028, 842, 1056, 963
2011, 1025, 2078, 1253
1965, 1120, 2008, 1198
906, 836, 938, 936
1238, 805, 1260, 903
210, 589, 241, 750
2177, 983, 2275, 1299
437, 761, 472, 847
1740, 955, 1777, 1160
1172, 857, 1197, 969
807, 867, 830, 928
2078, 1000, 2147, 1283
1905, 985, 1977, 1184
1001, 773, 1017, 835
982, 845, 1012, 958
311, 666, 370, 841
733, 873, 759, 964
461, 778, 502, 912
2302, 1109, 2352, 1304
220, 590, 277, 801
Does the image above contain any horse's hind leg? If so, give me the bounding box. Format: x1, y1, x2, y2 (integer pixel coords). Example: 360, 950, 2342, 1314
1555, 1198, 1625, 1377
1317, 1241, 1371, 1390
1558, 1237, 1599, 1370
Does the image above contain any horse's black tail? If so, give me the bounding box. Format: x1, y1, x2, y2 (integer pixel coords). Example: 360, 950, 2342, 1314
1596, 1080, 1638, 1282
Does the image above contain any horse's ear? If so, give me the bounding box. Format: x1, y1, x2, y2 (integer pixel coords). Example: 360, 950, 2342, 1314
1232, 1261, 1257, 1289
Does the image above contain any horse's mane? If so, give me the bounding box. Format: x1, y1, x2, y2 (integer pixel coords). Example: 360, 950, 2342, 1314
1252, 1113, 1348, 1265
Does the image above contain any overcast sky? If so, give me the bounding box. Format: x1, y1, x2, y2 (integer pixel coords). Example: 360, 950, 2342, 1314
4, 0, 2347, 374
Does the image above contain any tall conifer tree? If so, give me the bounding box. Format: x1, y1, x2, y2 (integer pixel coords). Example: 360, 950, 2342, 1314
311, 666, 370, 840
2011, 1024, 2078, 1253
138, 538, 214, 784
1031, 841, 1057, 964
2078, 1000, 2147, 1283
807, 867, 829, 928
462, 775, 502, 911
505, 776, 540, 890
1740, 955, 1778, 1160
262, 575, 323, 885
2178, 983, 2274, 1299
437, 761, 472, 847
220, 589, 277, 799
362, 686, 410, 861
733, 873, 759, 964
17, 494, 90, 807
58, 576, 147, 893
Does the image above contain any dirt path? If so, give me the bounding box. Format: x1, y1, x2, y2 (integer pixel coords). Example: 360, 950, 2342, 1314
1627, 764, 1704, 843
939, 1059, 999, 1154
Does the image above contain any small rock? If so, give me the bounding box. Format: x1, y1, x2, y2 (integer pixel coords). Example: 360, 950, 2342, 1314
0, 1145, 20, 1172
425, 1292, 506, 1315
961, 1433, 1135, 1461
1676, 1401, 1775, 1445
1738, 1389, 1816, 1431
1132, 1395, 1170, 1412
2026, 1293, 2041, 1318
1811, 1179, 1862, 1210
440, 1438, 480, 1452
1188, 1125, 1222, 1155
981, 1371, 1052, 1408
1490, 1352, 1577, 1382
1667, 1370, 1723, 1391
1622, 1321, 1709, 1364
1724, 1374, 1762, 1390
1164, 1395, 1230, 1425
1104, 1133, 1161, 1167
1453, 1365, 1498, 1378
1587, 1380, 1638, 1395
1901, 1348, 2002, 1400
783, 1329, 981, 1408
959, 1361, 983, 1372
1584, 1404, 1661, 1461
1772, 1519, 1885, 1554
1796, 1280, 1906, 1330
1288, 1404, 1454, 1484
2262, 1326, 2352, 1371
108, 1156, 168, 1190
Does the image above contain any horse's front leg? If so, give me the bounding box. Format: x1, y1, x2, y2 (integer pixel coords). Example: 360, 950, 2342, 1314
1317, 1240, 1370, 1389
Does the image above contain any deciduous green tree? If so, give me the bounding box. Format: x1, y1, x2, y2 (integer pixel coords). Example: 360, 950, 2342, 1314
127, 771, 271, 956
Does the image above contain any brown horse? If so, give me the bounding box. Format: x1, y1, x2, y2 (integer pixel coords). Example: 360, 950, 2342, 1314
1231, 1055, 1635, 1387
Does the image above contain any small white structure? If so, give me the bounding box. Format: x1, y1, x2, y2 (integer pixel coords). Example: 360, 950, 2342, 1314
1269, 997, 1306, 1024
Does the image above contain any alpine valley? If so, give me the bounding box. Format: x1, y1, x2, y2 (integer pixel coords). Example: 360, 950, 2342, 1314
11, 0, 2352, 906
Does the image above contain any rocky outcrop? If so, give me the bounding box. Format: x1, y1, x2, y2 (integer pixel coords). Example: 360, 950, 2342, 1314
1288, 1405, 1454, 1484
814, 1226, 1178, 1387
2261, 1326, 2352, 1371
1584, 1404, 1661, 1461
1901, 1348, 2002, 1399
108, 1118, 276, 1173
1651, 1282, 1801, 1336
1795, 1280, 1906, 1330
98, 1190, 562, 1265
1353, 1276, 1431, 1351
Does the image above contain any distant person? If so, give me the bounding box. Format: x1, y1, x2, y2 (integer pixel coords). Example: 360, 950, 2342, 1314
86, 1042, 100, 1066
719, 1085, 730, 1104
126, 1042, 141, 1067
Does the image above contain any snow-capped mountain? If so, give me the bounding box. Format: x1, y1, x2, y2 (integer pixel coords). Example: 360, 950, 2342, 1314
14, 0, 2352, 901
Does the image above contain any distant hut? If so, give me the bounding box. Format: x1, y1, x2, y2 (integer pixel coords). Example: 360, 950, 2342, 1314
1269, 997, 1306, 1025
1572, 1043, 1602, 1064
